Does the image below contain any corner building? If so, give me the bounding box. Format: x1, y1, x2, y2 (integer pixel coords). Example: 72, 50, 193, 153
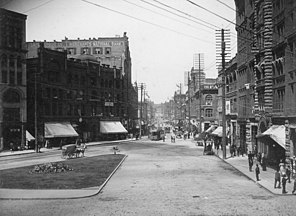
26, 32, 137, 132
0, 9, 27, 150
234, 0, 296, 166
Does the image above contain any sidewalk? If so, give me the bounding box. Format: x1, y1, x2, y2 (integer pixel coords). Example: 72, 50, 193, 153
0, 138, 136, 158
0, 138, 135, 200
215, 145, 296, 196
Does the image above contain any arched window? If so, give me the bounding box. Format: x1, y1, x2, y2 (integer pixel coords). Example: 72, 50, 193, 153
205, 95, 213, 106
3, 89, 20, 103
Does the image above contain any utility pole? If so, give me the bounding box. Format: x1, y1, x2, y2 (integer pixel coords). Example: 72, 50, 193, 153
140, 84, 143, 139
138, 83, 146, 139
198, 53, 202, 134
216, 29, 230, 160
35, 43, 44, 153
188, 71, 191, 132
221, 29, 227, 160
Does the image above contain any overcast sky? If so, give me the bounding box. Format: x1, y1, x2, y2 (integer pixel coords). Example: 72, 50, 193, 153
2, 0, 237, 104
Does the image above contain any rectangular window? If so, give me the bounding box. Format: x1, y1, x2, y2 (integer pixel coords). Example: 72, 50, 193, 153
56, 48, 64, 52
93, 47, 103, 54
205, 109, 213, 117
58, 103, 63, 116
44, 102, 50, 115
3, 108, 20, 121
17, 71, 22, 85
2, 69, 7, 83
52, 102, 57, 116
105, 47, 111, 55
46, 88, 51, 98
67, 48, 76, 55
9, 70, 15, 85
81, 47, 90, 54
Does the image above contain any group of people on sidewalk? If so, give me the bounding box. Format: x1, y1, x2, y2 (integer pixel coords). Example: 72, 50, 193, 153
274, 160, 296, 194
247, 151, 296, 194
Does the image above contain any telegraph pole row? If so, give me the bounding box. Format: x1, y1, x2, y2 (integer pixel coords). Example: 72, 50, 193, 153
216, 29, 231, 160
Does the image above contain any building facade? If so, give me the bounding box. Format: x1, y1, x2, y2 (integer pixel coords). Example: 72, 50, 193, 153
0, 9, 27, 150
27, 44, 132, 146
234, 0, 296, 164
26, 32, 137, 132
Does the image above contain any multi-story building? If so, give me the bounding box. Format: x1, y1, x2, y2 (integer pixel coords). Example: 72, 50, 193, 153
173, 91, 187, 130
224, 56, 239, 148
27, 44, 131, 146
234, 0, 296, 165
26, 32, 137, 131
194, 78, 219, 132
0, 9, 27, 150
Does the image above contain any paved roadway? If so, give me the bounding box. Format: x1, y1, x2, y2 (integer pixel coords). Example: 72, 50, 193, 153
1, 138, 296, 216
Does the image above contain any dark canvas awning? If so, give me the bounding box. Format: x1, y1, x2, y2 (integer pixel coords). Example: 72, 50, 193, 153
44, 122, 79, 138
100, 121, 128, 134
256, 125, 285, 149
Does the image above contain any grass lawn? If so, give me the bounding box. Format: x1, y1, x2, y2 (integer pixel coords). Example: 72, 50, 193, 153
0, 154, 125, 189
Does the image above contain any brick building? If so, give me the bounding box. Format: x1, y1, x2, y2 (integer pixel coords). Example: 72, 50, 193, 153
234, 0, 296, 164
27, 44, 132, 146
26, 32, 137, 132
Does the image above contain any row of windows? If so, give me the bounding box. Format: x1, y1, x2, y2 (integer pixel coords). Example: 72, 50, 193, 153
1, 24, 23, 50
1, 55, 23, 85
67, 74, 121, 89
42, 87, 123, 102
42, 101, 123, 117
59, 47, 112, 55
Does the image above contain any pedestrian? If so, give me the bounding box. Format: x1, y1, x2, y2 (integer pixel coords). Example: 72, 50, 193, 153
286, 165, 291, 183
248, 151, 254, 172
257, 152, 262, 165
233, 144, 237, 156
292, 178, 296, 194
237, 146, 241, 157
279, 159, 285, 175
255, 164, 260, 181
274, 169, 281, 189
261, 153, 267, 171
282, 174, 288, 194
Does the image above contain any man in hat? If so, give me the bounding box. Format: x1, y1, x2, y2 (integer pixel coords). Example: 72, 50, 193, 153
282, 174, 288, 194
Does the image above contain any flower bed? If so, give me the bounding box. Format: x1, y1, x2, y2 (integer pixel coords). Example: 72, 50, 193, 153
30, 162, 73, 174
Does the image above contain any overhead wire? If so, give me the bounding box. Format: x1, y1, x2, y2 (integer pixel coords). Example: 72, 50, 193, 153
150, 0, 219, 29
0, 0, 13, 7
137, 0, 216, 32
23, 0, 55, 13
81, 0, 213, 44
121, 0, 211, 34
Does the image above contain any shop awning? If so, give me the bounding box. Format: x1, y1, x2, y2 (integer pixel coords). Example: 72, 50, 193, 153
205, 125, 217, 133
44, 122, 79, 138
100, 121, 128, 134
211, 126, 223, 137
26, 131, 35, 141
257, 125, 285, 149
